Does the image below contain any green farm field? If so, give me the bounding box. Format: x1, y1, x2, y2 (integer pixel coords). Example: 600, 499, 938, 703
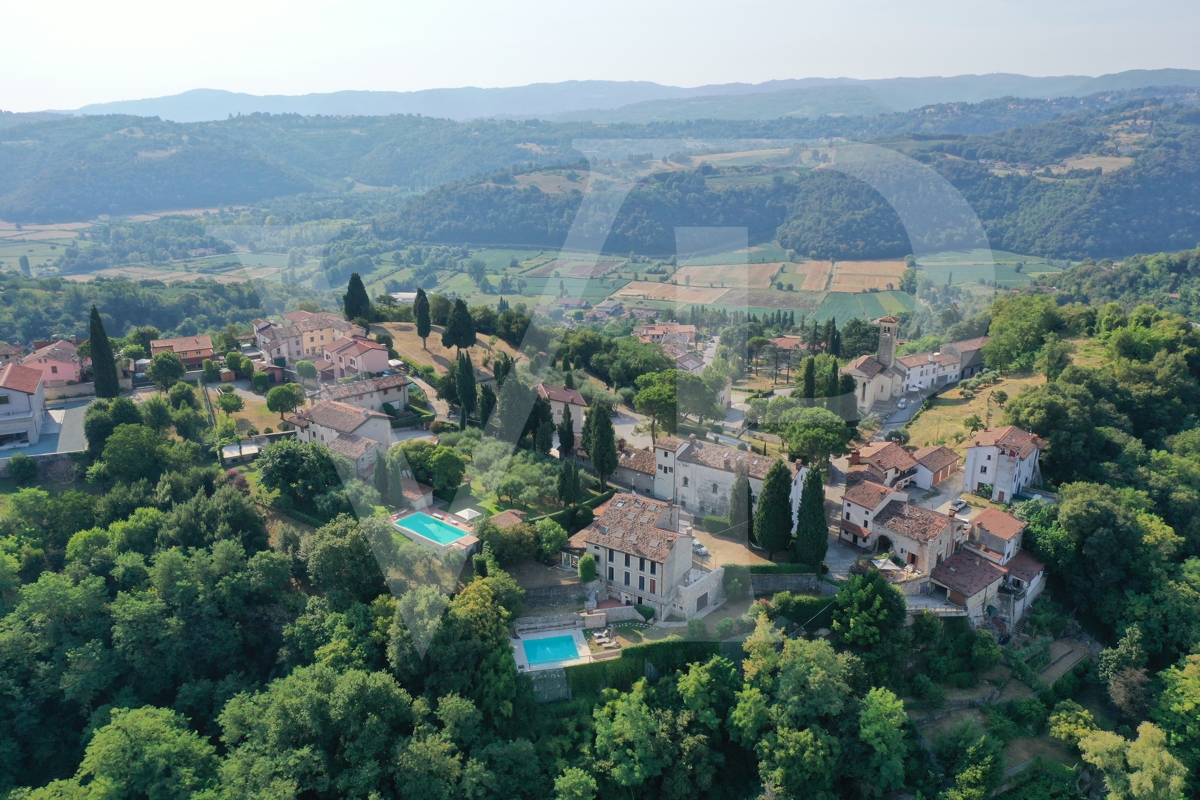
915, 249, 1061, 287
678, 241, 789, 265
813, 290, 916, 324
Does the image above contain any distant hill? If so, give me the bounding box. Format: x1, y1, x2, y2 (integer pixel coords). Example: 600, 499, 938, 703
55, 69, 1200, 123
0, 110, 68, 130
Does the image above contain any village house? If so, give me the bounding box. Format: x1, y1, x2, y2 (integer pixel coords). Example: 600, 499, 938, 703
593, 299, 624, 318
912, 445, 961, 489
537, 383, 588, 434
847, 441, 919, 488
252, 312, 362, 364
963, 425, 1044, 503
325, 433, 381, 478
22, 340, 82, 386
0, 344, 26, 366
150, 335, 214, 368
634, 324, 697, 344
288, 400, 391, 458
613, 444, 657, 495
942, 337, 989, 379
930, 508, 1046, 627
563, 494, 723, 620
321, 336, 390, 380
556, 297, 590, 311
0, 363, 45, 446
897, 351, 962, 392
652, 435, 807, 524
320, 373, 412, 413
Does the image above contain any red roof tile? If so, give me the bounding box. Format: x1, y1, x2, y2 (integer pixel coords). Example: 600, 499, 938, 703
0, 362, 43, 394
972, 508, 1028, 541
843, 480, 895, 509
913, 445, 960, 474
932, 551, 1006, 597
537, 383, 587, 406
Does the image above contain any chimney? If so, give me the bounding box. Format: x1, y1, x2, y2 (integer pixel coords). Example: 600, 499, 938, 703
849, 448, 861, 466
929, 352, 936, 363
689, 433, 697, 443
723, 457, 731, 469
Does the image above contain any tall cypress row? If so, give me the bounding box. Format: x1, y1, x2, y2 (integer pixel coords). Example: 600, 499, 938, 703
90, 307, 120, 399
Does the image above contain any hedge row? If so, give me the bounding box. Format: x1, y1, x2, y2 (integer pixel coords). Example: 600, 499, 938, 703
564, 637, 722, 696
722, 563, 822, 589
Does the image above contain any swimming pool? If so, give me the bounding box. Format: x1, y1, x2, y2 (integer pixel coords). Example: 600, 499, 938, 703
394, 513, 469, 546
523, 635, 581, 665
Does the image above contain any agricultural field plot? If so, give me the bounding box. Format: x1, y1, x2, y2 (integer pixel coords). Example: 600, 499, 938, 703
690, 148, 793, 167
812, 290, 915, 324
0, 221, 90, 242
0, 238, 78, 273
790, 259, 832, 291
915, 249, 1059, 287
60, 264, 281, 284
1059, 155, 1134, 174
678, 241, 789, 265
829, 259, 908, 292
739, 288, 825, 313
467, 248, 547, 270
612, 280, 729, 305
671, 262, 781, 289
510, 172, 588, 194
526, 258, 623, 278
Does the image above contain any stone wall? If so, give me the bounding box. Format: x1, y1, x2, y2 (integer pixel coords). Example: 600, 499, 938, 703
750, 573, 834, 596
523, 582, 589, 610
0, 451, 80, 479
45, 382, 96, 400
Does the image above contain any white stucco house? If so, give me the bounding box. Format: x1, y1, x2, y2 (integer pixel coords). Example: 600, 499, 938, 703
0, 363, 45, 446
537, 383, 588, 434
962, 425, 1044, 503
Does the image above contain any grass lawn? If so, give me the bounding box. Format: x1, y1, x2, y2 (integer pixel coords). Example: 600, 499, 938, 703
904, 372, 1046, 454
206, 386, 284, 434
377, 321, 521, 377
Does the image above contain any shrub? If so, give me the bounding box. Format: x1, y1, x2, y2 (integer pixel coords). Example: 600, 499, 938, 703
635, 604, 655, 622
704, 515, 732, 534
715, 617, 734, 639
945, 671, 978, 689
685, 618, 707, 640
251, 371, 270, 393
7, 452, 37, 485
578, 553, 597, 582
430, 420, 449, 434
726, 577, 747, 601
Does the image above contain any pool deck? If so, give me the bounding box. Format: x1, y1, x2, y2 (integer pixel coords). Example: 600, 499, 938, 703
391, 509, 479, 552
511, 628, 591, 673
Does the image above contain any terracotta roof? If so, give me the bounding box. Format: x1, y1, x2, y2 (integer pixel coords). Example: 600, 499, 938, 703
655, 436, 688, 452
932, 551, 1006, 598
660, 332, 691, 346
0, 362, 43, 394
934, 352, 962, 366
283, 310, 316, 322
400, 479, 434, 502
841, 354, 886, 379
857, 441, 918, 472
967, 425, 1043, 459
25, 340, 79, 364
874, 501, 953, 543
537, 383, 587, 406
326, 433, 378, 461
295, 313, 356, 333
661, 343, 689, 359
322, 373, 412, 402
972, 508, 1028, 541
843, 480, 896, 509
678, 439, 796, 481
565, 529, 591, 551
151, 335, 213, 353
771, 337, 806, 351
897, 353, 936, 369
914, 445, 960, 474
876, 315, 901, 323
581, 494, 683, 562
846, 463, 887, 485
292, 400, 388, 435
0, 344, 26, 357
490, 509, 528, 530
946, 336, 990, 353
327, 336, 387, 358
1003, 549, 1044, 583
617, 447, 656, 475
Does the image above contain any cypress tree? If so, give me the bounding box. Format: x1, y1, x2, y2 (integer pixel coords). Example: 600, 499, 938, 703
728, 464, 751, 538
456, 351, 477, 429
824, 360, 840, 398
373, 448, 390, 503
754, 460, 794, 560
794, 465, 828, 566
588, 406, 617, 490
557, 403, 574, 458
414, 288, 431, 349
441, 299, 476, 354
558, 458, 580, 507
343, 273, 371, 321
89, 307, 120, 399
801, 357, 816, 399
479, 383, 497, 428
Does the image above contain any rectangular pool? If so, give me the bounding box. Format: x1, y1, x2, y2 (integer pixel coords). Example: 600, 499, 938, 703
523, 635, 581, 665
394, 513, 469, 546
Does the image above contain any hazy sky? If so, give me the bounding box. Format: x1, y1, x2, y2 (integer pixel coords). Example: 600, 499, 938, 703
4, 0, 1199, 111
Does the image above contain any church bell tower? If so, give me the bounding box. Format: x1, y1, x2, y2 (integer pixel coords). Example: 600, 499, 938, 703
876, 316, 899, 368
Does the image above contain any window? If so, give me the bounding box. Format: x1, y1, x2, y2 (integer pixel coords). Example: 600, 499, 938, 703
639, 557, 645, 572
649, 579, 656, 594
682, 476, 689, 487
624, 553, 630, 567
845, 511, 850, 520
608, 567, 614, 581
987, 454, 992, 460
608, 549, 614, 562
712, 483, 718, 494
650, 561, 656, 575
0, 395, 9, 405
50, 366, 58, 374
624, 572, 630, 586
638, 576, 645, 591
980, 466, 988, 474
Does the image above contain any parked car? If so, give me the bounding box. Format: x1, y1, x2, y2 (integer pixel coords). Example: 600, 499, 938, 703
897, 397, 908, 409
948, 499, 968, 514
692, 541, 709, 556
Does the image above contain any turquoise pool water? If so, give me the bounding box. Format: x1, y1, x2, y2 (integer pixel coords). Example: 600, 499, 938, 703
395, 513, 469, 546
523, 635, 580, 665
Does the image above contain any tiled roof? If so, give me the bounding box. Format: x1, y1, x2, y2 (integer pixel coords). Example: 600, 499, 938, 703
322, 373, 412, 402
967, 425, 1043, 459
875, 501, 953, 543
0, 362, 43, 394
841, 355, 886, 379
295, 313, 356, 333
25, 340, 79, 364
857, 441, 918, 472
914, 445, 960, 474
291, 400, 388, 435
932, 551, 1006, 598
327, 336, 386, 358
0, 343, 26, 357
151, 335, 213, 353
846, 463, 887, 485
676, 356, 705, 372
843, 480, 895, 509
876, 315, 901, 323
283, 310, 316, 322
400, 479, 433, 502
897, 353, 935, 369
972, 508, 1028, 541
946, 336, 990, 353
934, 352, 962, 366
617, 447, 656, 475
326, 433, 378, 460
661, 343, 689, 359
770, 337, 805, 350
537, 383, 587, 406
490, 509, 528, 530
655, 436, 688, 452
1003, 549, 1044, 583
582, 495, 682, 562
678, 439, 795, 481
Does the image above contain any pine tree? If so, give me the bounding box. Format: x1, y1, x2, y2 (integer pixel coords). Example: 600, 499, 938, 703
89, 306, 120, 399
588, 406, 617, 490
794, 465, 828, 566
456, 351, 476, 429
801, 357, 816, 399
414, 288, 431, 349
343, 273, 371, 321
441, 299, 476, 354
557, 458, 580, 507
558, 403, 574, 458
373, 448, 390, 503
754, 460, 794, 559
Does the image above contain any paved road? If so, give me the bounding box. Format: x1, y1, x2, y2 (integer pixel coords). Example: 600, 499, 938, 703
410, 376, 450, 421
613, 406, 652, 449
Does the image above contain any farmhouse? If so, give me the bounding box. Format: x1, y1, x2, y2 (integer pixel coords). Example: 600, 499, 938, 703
22, 340, 83, 386
325, 432, 381, 477
897, 351, 962, 392
289, 400, 392, 455
0, 344, 26, 366
942, 337, 990, 379
613, 444, 656, 495
556, 297, 590, 310
253, 312, 362, 364
593, 299, 624, 317
652, 435, 806, 524
150, 335, 214, 368
0, 363, 46, 446
536, 383, 587, 434
847, 441, 918, 488
564, 494, 722, 620
963, 425, 1043, 503
322, 336, 390, 379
